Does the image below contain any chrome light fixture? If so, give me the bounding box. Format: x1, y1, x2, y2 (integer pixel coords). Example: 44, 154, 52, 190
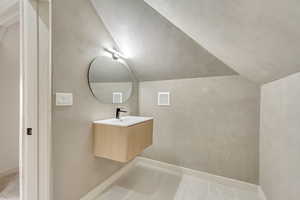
104, 48, 127, 60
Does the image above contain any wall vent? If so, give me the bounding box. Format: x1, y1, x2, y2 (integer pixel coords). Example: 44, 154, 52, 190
158, 92, 170, 106
113, 92, 123, 104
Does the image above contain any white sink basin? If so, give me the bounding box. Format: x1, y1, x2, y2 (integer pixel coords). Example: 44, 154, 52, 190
94, 116, 153, 127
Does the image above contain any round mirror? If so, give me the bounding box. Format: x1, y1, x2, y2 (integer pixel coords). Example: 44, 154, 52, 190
88, 56, 134, 104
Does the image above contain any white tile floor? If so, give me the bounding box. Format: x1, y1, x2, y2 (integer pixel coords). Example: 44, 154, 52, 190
0, 175, 19, 200
95, 163, 261, 200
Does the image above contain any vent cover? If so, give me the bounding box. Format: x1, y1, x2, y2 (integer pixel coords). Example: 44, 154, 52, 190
113, 92, 123, 104
158, 92, 170, 106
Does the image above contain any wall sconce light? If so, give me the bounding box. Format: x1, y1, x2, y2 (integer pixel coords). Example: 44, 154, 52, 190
104, 48, 128, 60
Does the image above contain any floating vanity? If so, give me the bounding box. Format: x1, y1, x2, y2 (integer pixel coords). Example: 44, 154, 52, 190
93, 116, 153, 162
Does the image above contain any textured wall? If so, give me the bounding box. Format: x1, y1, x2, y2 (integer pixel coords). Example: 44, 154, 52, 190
0, 24, 19, 174
260, 72, 300, 200
52, 0, 138, 199
145, 0, 300, 83
139, 76, 260, 184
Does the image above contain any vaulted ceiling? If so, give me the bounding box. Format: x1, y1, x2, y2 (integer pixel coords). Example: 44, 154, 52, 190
144, 0, 300, 84
90, 0, 238, 82
0, 0, 19, 42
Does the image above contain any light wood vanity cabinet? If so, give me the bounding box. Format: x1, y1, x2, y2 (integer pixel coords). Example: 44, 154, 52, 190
93, 118, 153, 162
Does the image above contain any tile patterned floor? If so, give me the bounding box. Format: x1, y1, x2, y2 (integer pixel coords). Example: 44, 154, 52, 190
95, 164, 261, 200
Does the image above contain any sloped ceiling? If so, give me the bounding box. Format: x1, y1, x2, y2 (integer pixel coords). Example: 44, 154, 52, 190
90, 0, 238, 82
0, 0, 19, 42
145, 0, 300, 84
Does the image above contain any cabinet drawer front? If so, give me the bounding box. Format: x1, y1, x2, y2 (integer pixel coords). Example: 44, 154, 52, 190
93, 119, 153, 163
94, 124, 128, 162
126, 120, 153, 161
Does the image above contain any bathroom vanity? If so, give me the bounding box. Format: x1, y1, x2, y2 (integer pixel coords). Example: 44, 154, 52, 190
93, 116, 153, 162
88, 54, 154, 162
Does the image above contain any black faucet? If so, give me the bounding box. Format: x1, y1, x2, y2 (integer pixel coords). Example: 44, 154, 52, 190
116, 108, 127, 119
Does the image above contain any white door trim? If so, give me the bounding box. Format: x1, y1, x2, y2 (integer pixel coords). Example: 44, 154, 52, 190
20, 0, 52, 200
37, 0, 52, 200
20, 0, 39, 199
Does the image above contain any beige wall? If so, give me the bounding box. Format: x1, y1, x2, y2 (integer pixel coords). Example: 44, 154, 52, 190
52, 0, 138, 199
139, 76, 260, 184
0, 24, 19, 174
260, 72, 300, 200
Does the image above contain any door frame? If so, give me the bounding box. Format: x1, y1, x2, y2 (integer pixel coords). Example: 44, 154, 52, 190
20, 0, 52, 200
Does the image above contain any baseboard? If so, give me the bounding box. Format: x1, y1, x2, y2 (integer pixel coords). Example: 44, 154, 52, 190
81, 157, 260, 200
136, 157, 259, 192
258, 186, 267, 200
80, 159, 138, 200
0, 168, 18, 178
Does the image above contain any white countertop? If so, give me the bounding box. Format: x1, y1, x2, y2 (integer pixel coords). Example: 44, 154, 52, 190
94, 116, 153, 127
